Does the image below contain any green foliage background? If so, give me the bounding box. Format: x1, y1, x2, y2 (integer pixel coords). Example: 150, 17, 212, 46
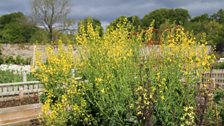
1, 9, 224, 53
0, 12, 47, 43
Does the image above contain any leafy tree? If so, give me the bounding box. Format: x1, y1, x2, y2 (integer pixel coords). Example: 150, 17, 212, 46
108, 16, 141, 32
189, 20, 223, 51
108, 16, 127, 29
213, 26, 224, 52
211, 9, 224, 52
212, 9, 224, 23
142, 8, 168, 28
0, 12, 40, 43
142, 8, 190, 28
127, 16, 142, 31
29, 29, 49, 43
0, 12, 25, 41
77, 17, 104, 36
1, 23, 26, 43
0, 12, 26, 29
191, 14, 211, 22
188, 10, 224, 52
32, 0, 71, 42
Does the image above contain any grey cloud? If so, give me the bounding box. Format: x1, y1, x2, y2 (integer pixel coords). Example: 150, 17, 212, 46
0, 0, 224, 24
70, 0, 161, 21
0, 0, 30, 15
179, 1, 224, 16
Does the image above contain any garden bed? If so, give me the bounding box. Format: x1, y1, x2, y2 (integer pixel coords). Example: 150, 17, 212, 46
0, 95, 39, 108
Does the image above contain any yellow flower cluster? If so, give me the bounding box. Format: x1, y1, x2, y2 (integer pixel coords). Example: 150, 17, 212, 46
76, 17, 142, 68
160, 27, 215, 75
33, 41, 89, 125
135, 85, 152, 117
180, 106, 195, 126
32, 18, 216, 125
33, 42, 77, 84
134, 26, 215, 125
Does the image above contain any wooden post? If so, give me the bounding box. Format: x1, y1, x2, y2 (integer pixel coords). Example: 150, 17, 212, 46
20, 72, 27, 99
211, 78, 216, 89
19, 86, 24, 99
32, 45, 36, 66
22, 72, 27, 82
71, 69, 75, 78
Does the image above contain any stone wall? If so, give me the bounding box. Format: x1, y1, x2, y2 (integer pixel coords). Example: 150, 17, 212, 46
0, 44, 46, 58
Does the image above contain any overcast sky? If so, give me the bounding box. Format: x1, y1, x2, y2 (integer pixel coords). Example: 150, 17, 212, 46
0, 0, 224, 26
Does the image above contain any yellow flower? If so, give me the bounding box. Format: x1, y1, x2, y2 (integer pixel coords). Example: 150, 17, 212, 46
161, 95, 165, 100
137, 111, 142, 116
100, 88, 105, 93
95, 77, 102, 83
73, 104, 80, 112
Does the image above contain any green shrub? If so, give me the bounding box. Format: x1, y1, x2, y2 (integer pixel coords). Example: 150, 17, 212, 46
0, 70, 22, 83
0, 70, 35, 83
0, 56, 3, 65
0, 46, 2, 55
14, 55, 31, 65
214, 89, 224, 125
0, 12, 42, 43
213, 62, 224, 69
33, 20, 218, 125
29, 29, 48, 43
5, 56, 15, 64
2, 55, 31, 65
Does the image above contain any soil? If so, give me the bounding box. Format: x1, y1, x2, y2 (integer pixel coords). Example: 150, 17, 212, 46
0, 95, 40, 108
0, 95, 41, 125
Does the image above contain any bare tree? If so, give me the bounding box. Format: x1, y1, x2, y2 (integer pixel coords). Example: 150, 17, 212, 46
32, 0, 71, 42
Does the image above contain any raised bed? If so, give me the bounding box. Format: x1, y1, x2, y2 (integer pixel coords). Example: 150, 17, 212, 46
0, 103, 42, 126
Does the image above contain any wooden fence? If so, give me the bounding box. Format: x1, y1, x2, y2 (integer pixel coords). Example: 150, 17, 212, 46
0, 69, 223, 102
0, 103, 41, 126
0, 69, 223, 125
0, 81, 42, 102
0, 80, 42, 125
203, 69, 224, 88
